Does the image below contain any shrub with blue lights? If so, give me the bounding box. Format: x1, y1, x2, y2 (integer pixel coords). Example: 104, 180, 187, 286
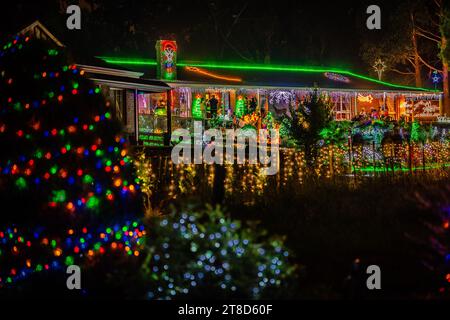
141, 205, 297, 299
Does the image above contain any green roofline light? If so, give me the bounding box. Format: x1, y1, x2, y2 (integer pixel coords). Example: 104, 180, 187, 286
97, 57, 440, 92
98, 58, 158, 66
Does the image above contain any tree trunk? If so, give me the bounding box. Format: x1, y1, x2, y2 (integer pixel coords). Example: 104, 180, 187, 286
264, 53, 271, 64
414, 50, 422, 88
442, 61, 449, 116
412, 26, 423, 87
439, 2, 450, 116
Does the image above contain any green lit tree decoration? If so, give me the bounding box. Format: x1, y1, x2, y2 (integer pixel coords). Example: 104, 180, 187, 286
235, 96, 246, 118
192, 95, 203, 120
262, 111, 275, 130
410, 120, 427, 143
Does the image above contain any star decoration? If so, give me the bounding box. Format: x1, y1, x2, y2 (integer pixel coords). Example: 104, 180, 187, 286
372, 58, 387, 81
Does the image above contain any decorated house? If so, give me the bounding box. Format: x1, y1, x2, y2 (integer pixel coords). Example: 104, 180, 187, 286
17, 21, 443, 147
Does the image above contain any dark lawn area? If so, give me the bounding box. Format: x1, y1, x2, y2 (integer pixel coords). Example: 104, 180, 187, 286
225, 174, 449, 298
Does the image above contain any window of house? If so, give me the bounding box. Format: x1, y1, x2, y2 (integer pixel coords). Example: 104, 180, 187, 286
137, 92, 168, 135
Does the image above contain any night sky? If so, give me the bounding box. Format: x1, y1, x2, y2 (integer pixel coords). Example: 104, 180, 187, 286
0, 1, 410, 74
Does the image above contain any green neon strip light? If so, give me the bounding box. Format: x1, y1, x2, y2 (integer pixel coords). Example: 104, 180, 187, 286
99, 58, 158, 66
98, 57, 439, 92
353, 163, 450, 173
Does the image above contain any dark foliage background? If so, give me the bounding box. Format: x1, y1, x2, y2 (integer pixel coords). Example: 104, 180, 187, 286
0, 0, 418, 74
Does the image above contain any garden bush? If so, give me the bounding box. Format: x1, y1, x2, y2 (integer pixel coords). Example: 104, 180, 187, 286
140, 205, 297, 300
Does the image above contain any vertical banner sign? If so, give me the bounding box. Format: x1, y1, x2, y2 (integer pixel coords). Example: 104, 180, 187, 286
125, 90, 136, 134
156, 40, 177, 80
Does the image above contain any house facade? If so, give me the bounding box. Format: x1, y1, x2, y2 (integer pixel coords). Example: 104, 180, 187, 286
18, 21, 444, 147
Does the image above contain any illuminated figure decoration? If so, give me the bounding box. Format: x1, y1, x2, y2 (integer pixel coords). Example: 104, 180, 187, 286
185, 66, 242, 82
155, 102, 167, 116
156, 40, 177, 80
358, 94, 374, 103
411, 100, 440, 120
436, 115, 450, 123
372, 58, 387, 81
324, 72, 351, 83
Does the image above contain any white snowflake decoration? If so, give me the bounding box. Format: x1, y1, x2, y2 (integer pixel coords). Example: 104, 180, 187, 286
269, 91, 293, 105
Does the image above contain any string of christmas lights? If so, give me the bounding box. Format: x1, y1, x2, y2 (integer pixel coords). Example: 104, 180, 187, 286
0, 34, 144, 290
143, 210, 293, 300
0, 221, 145, 287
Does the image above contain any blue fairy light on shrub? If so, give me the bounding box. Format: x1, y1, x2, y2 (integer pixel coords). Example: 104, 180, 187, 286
141, 205, 297, 300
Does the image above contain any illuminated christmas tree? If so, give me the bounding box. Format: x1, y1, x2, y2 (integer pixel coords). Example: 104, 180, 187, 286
235, 95, 246, 118
192, 94, 203, 120
0, 36, 145, 291
410, 120, 427, 143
